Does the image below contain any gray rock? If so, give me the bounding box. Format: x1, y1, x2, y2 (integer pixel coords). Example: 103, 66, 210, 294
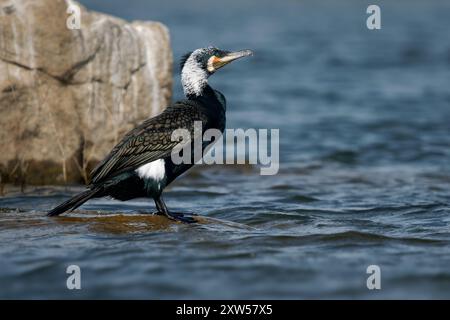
0, 0, 173, 185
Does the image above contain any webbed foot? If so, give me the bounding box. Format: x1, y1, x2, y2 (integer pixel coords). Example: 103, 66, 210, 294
141, 210, 197, 223
165, 211, 197, 224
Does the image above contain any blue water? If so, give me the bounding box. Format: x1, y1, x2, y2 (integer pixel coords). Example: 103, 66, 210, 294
1, 0, 450, 299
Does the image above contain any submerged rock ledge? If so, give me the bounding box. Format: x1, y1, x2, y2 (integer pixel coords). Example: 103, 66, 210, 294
0, 0, 173, 185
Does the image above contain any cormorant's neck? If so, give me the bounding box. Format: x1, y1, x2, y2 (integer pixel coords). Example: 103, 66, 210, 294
181, 56, 210, 98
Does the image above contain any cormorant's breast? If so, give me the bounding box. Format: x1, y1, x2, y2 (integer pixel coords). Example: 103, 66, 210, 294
194, 85, 226, 132
163, 85, 226, 185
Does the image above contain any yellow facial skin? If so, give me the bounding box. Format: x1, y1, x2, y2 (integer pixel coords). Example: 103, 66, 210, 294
207, 50, 253, 72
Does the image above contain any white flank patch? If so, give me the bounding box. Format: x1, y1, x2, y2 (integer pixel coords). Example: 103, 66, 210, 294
136, 159, 166, 181
181, 53, 208, 97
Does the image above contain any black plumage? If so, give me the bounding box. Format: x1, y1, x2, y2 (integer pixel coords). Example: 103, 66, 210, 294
90, 99, 216, 185
48, 47, 252, 222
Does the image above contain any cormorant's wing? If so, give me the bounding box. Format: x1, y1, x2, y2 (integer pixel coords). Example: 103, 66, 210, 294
89, 101, 207, 185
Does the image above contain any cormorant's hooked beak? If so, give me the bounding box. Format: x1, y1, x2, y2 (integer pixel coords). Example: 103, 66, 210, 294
208, 49, 253, 72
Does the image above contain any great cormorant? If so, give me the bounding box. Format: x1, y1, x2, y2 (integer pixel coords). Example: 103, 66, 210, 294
47, 47, 253, 223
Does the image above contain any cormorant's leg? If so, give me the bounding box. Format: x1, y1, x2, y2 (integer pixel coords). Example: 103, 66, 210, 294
154, 196, 196, 223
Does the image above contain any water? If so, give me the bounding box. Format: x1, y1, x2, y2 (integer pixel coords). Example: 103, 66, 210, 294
1, 0, 450, 299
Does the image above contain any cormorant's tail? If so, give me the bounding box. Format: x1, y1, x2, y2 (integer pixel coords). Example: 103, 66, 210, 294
47, 187, 102, 217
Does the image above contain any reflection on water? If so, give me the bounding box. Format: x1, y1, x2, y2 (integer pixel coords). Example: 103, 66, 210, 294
52, 213, 182, 234
1, 0, 450, 298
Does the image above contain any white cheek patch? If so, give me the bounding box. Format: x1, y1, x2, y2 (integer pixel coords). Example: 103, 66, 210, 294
136, 159, 166, 182
181, 54, 208, 96
207, 56, 216, 73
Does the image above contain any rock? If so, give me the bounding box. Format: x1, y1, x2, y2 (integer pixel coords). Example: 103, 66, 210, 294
0, 0, 173, 185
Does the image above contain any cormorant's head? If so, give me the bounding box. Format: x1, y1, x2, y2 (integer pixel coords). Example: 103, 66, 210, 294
180, 47, 253, 97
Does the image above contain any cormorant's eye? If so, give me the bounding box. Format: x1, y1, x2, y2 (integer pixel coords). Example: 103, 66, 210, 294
214, 51, 224, 58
